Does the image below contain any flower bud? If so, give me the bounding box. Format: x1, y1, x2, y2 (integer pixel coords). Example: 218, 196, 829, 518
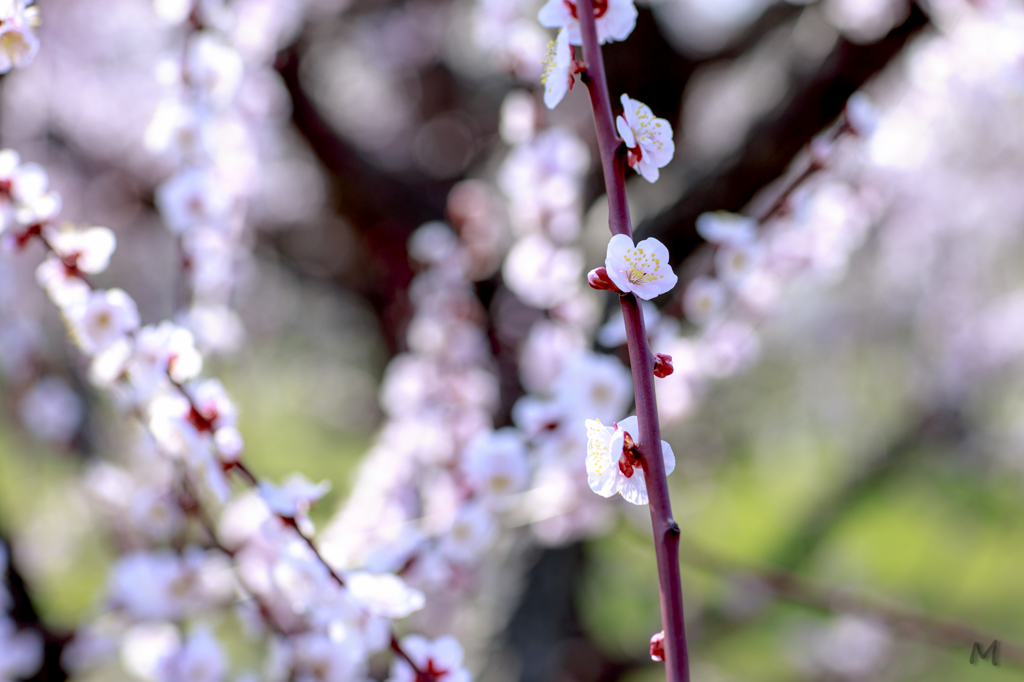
653, 353, 674, 378
650, 631, 666, 662
587, 266, 622, 293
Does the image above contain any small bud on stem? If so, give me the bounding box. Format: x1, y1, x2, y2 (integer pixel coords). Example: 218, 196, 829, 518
588, 266, 622, 292
653, 353, 673, 378
650, 631, 666, 662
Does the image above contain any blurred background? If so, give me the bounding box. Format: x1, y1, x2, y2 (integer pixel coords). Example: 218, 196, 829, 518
4, 0, 1024, 680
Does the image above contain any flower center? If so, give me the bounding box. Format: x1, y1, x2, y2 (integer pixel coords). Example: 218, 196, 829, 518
563, 0, 609, 20
0, 31, 29, 60
621, 247, 664, 286
541, 39, 558, 85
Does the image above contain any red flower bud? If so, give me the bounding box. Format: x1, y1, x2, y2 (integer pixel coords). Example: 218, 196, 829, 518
653, 353, 673, 378
650, 631, 666, 662
587, 266, 622, 292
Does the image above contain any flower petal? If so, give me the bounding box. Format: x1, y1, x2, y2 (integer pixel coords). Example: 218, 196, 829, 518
636, 160, 659, 184
661, 440, 675, 476
617, 115, 636, 148
604, 233, 635, 293
586, 419, 618, 497
618, 473, 649, 505
538, 0, 572, 28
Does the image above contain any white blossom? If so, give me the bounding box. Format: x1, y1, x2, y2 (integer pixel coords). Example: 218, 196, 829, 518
156, 627, 227, 682
585, 416, 675, 505
155, 168, 234, 235
0, 0, 39, 75
695, 211, 757, 246
67, 289, 140, 354
541, 29, 573, 109
461, 428, 530, 502
108, 550, 231, 621
128, 322, 203, 397
346, 572, 425, 619
270, 542, 332, 614
553, 351, 633, 424
537, 0, 637, 46
129, 489, 187, 543
7, 162, 61, 229
438, 502, 496, 562
189, 379, 237, 430
502, 234, 583, 309
260, 474, 331, 519
388, 635, 471, 682
683, 276, 727, 326
35, 255, 90, 308
617, 95, 674, 182
715, 241, 763, 288
604, 233, 678, 300
291, 632, 366, 682
44, 225, 117, 274
185, 32, 245, 109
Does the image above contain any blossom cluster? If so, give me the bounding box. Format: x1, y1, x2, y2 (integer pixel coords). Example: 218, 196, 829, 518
147, 0, 322, 355
2, 148, 468, 682
321, 221, 514, 629
0, 150, 86, 446
640, 114, 879, 425
537, 2, 675, 183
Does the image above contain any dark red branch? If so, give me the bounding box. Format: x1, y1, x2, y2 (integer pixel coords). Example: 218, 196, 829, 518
576, 2, 689, 679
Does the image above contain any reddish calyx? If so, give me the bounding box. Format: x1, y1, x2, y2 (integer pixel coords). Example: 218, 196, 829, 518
563, 0, 608, 20
626, 146, 643, 169
618, 431, 643, 478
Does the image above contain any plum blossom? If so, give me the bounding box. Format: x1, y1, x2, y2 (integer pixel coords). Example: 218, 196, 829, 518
290, 632, 366, 682
585, 416, 675, 505
36, 255, 90, 308
107, 550, 232, 621
155, 627, 226, 682
537, 0, 637, 46
438, 502, 496, 562
616, 95, 674, 182
461, 428, 530, 502
0, 160, 61, 236
346, 572, 425, 619
189, 379, 237, 431
683, 276, 727, 326
43, 225, 117, 274
260, 474, 332, 534
541, 29, 574, 109
553, 351, 633, 423
388, 634, 471, 682
0, 0, 40, 75
715, 242, 763, 287
66, 289, 140, 354
604, 234, 678, 300
127, 322, 204, 394
695, 211, 757, 246
155, 168, 234, 235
